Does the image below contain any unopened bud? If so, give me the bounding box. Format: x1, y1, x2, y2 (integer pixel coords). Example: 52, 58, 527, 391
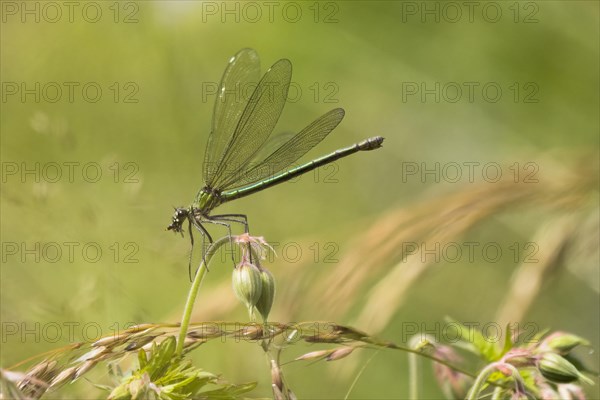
540, 332, 590, 355
504, 348, 536, 368
256, 268, 276, 322
538, 352, 593, 385
232, 262, 263, 316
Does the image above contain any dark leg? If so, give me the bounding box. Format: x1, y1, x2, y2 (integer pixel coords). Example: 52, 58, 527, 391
204, 218, 237, 265
209, 213, 249, 233
189, 218, 213, 277
207, 214, 254, 264
187, 218, 194, 281
191, 217, 213, 243
190, 214, 251, 268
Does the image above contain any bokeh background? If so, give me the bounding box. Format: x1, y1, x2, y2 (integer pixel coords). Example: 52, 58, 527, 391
1, 1, 598, 398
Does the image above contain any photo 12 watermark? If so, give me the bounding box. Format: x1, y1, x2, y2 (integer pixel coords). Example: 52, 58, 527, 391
401, 82, 540, 104
199, 1, 340, 24
400, 162, 539, 184
398, 2, 540, 24
200, 81, 339, 104
0, 321, 349, 345
2, 161, 140, 184
1, 241, 140, 264
1, 82, 140, 104
1, 1, 139, 23
1, 321, 143, 344
400, 321, 541, 344
400, 241, 540, 264
208, 240, 340, 265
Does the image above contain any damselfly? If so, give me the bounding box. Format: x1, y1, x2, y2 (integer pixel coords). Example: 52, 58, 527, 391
167, 49, 384, 272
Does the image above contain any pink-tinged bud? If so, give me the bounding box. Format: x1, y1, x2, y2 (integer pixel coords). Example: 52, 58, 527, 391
539, 332, 590, 355
504, 348, 536, 368
232, 262, 262, 316
495, 363, 514, 377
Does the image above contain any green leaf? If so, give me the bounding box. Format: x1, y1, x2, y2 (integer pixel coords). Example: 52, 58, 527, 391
108, 335, 255, 399
138, 349, 148, 369
501, 323, 514, 356
146, 337, 177, 380
198, 381, 258, 399
108, 383, 134, 400
445, 318, 502, 361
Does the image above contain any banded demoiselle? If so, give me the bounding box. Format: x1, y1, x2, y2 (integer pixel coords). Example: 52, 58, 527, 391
167, 49, 384, 270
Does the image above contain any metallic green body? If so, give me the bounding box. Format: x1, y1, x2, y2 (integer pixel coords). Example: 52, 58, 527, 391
190, 135, 384, 216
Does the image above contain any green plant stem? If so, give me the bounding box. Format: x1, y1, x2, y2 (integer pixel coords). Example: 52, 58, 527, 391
176, 236, 231, 356
467, 363, 499, 400
491, 386, 503, 400
407, 335, 429, 400
467, 362, 521, 400
357, 335, 510, 391
408, 351, 420, 400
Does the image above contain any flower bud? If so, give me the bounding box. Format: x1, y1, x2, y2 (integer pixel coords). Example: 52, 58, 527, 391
232, 262, 262, 316
539, 332, 590, 355
256, 268, 276, 322
504, 348, 536, 368
538, 352, 593, 385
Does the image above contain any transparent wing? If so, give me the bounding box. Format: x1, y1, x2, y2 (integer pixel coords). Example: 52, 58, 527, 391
203, 49, 261, 186
211, 58, 292, 189
220, 108, 345, 190
248, 130, 297, 164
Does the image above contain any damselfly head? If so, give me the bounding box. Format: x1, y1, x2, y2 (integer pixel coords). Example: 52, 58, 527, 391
167, 207, 189, 235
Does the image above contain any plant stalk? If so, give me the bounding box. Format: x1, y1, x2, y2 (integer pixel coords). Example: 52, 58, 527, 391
177, 236, 231, 355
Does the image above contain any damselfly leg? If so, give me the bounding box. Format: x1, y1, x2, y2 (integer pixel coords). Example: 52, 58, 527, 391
187, 212, 250, 279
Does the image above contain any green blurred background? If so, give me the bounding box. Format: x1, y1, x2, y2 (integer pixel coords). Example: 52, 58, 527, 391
1, 1, 598, 398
